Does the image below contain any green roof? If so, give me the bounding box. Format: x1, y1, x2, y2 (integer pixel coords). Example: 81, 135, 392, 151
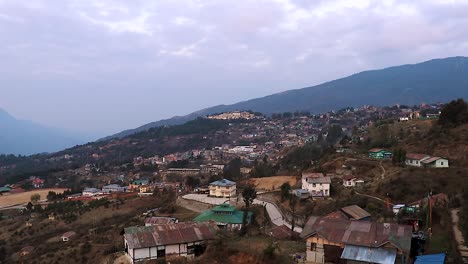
212, 204, 236, 212
0, 186, 11, 193
194, 204, 252, 224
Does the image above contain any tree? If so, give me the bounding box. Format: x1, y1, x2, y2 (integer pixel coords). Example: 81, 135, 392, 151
280, 183, 291, 202
241, 185, 257, 235
438, 98, 468, 128
31, 194, 41, 204
392, 148, 406, 165
289, 195, 298, 235
223, 158, 241, 181
185, 176, 200, 189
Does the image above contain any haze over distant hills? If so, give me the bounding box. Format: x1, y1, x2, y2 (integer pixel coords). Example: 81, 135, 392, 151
0, 108, 87, 155
105, 56, 468, 140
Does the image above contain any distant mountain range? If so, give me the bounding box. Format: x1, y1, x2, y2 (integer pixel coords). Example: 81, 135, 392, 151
0, 109, 87, 155
104, 56, 468, 140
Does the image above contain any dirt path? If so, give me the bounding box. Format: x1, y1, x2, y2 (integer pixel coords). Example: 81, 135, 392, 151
450, 209, 468, 260
379, 160, 386, 179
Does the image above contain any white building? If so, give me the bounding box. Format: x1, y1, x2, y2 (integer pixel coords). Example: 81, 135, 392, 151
82, 188, 102, 197
301, 173, 331, 197
342, 176, 365, 187
406, 153, 449, 168
123, 222, 218, 263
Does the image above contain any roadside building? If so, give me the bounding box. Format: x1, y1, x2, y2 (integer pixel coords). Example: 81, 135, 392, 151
167, 168, 201, 176
301, 173, 331, 197
368, 148, 393, 159
129, 179, 150, 192
300, 217, 412, 264
194, 203, 251, 231
209, 179, 236, 198
123, 222, 218, 263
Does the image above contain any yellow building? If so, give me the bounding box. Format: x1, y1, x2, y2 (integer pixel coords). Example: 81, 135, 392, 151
209, 179, 236, 198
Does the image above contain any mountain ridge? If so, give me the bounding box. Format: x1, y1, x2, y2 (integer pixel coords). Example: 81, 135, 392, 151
0, 109, 88, 155
102, 56, 468, 140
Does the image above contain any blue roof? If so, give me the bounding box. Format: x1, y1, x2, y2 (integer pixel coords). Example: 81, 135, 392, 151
341, 245, 396, 264
209, 179, 236, 187
414, 253, 446, 264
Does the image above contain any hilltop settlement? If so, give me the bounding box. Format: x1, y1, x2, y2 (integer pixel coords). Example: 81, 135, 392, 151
0, 99, 467, 264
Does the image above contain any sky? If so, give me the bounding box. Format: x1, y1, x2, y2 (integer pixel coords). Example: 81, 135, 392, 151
1, 0, 468, 137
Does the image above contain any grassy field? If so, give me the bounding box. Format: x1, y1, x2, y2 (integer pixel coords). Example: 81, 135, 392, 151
249, 176, 298, 191
0, 188, 66, 207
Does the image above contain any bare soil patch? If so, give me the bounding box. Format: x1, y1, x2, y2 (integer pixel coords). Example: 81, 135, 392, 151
0, 188, 66, 207
249, 176, 298, 191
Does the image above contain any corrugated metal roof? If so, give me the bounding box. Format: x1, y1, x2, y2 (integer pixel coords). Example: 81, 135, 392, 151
414, 253, 446, 264
124, 222, 218, 249
406, 153, 431, 160
341, 245, 396, 264
300, 217, 412, 252
145, 217, 177, 225
341, 205, 371, 220
194, 206, 251, 224
209, 179, 236, 187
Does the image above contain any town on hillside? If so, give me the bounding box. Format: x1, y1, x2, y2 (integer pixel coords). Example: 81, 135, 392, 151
0, 99, 467, 264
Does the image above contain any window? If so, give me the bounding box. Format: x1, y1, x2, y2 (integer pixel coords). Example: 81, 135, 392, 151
312, 183, 316, 187
441, 162, 444, 165
157, 247, 165, 257
310, 242, 317, 251
187, 245, 195, 255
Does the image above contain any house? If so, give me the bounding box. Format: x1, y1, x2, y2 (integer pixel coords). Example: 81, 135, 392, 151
405, 153, 449, 168
129, 179, 149, 192
301, 173, 331, 197
19, 246, 34, 256
300, 217, 412, 264
82, 187, 102, 197
342, 175, 365, 187
267, 225, 298, 240
194, 203, 251, 231
368, 148, 393, 159
61, 231, 76, 242
167, 168, 201, 176
209, 179, 236, 198
340, 205, 371, 221
102, 184, 126, 193
32, 178, 45, 188
145, 217, 178, 226
326, 205, 371, 221
123, 222, 218, 263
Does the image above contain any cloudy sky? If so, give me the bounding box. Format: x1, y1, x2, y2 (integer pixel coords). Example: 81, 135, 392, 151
1, 0, 467, 137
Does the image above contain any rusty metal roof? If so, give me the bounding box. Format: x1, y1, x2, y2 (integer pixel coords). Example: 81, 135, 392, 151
406, 153, 430, 160
145, 217, 177, 225
124, 222, 218, 249
341, 205, 371, 220
300, 217, 412, 252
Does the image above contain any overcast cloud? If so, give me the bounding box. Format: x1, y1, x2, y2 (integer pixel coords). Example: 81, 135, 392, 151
1, 0, 467, 136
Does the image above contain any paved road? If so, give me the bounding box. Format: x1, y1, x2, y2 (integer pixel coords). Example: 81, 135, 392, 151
253, 199, 303, 233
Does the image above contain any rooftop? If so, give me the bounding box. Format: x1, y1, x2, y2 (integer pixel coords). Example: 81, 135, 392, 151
406, 153, 431, 160
194, 205, 251, 224
300, 217, 412, 252
124, 222, 218, 249
341, 205, 371, 220
209, 179, 236, 187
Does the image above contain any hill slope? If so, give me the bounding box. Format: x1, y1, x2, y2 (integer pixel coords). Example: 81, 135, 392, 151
0, 108, 86, 155
106, 56, 468, 139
